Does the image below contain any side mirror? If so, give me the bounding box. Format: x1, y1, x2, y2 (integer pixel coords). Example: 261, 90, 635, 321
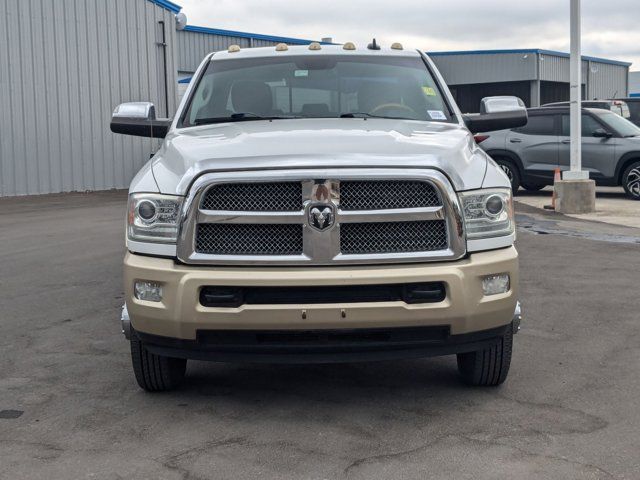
592, 128, 612, 138
463, 96, 528, 134
110, 102, 171, 138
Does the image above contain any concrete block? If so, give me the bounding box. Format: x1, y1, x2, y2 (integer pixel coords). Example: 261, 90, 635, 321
554, 179, 596, 214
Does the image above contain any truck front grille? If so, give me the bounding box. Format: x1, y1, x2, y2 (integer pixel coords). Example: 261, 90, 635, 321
340, 180, 441, 210
180, 169, 465, 265
196, 224, 304, 255
340, 220, 448, 254
201, 182, 302, 211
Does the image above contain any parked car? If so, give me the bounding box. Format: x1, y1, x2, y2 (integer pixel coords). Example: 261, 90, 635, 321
542, 99, 631, 119
612, 97, 640, 126
111, 43, 527, 391
477, 106, 640, 199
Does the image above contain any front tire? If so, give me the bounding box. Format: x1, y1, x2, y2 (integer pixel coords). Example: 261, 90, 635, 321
130, 333, 187, 392
494, 158, 521, 193
622, 161, 640, 200
457, 323, 513, 386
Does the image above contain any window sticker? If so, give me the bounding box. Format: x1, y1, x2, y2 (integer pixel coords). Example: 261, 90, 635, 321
294, 70, 309, 77
422, 86, 436, 96
428, 110, 447, 120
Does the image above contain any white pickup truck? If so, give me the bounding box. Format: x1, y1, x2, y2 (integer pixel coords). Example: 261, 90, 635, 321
111, 42, 526, 391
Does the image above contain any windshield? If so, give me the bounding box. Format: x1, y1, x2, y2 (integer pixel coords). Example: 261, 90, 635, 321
595, 110, 640, 137
180, 55, 452, 127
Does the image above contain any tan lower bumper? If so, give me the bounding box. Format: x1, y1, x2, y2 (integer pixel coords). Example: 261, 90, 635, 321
124, 247, 518, 339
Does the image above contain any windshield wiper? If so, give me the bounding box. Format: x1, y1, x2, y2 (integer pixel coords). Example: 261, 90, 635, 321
339, 112, 416, 120
194, 113, 298, 125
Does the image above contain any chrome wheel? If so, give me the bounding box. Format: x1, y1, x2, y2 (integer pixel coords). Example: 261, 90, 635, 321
626, 167, 640, 198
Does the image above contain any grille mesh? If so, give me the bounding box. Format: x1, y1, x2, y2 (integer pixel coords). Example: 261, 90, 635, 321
340, 180, 441, 210
201, 182, 302, 211
196, 224, 303, 255
340, 220, 447, 254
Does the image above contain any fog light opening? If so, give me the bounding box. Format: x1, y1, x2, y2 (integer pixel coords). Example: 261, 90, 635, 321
482, 274, 510, 296
134, 281, 163, 302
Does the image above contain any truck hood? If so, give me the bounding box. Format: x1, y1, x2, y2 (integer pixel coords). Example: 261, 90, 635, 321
151, 118, 488, 195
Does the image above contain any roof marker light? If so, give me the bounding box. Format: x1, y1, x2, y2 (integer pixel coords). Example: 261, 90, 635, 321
343, 42, 356, 50
228, 44, 241, 53
391, 42, 403, 50
275, 43, 288, 51
308, 42, 321, 51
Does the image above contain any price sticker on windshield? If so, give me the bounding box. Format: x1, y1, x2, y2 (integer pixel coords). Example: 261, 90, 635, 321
428, 110, 447, 120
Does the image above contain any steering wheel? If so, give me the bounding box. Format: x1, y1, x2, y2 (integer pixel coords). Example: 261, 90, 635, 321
370, 103, 417, 116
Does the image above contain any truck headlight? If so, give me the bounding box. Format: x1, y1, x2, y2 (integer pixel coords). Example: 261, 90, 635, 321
459, 188, 514, 239
127, 193, 183, 243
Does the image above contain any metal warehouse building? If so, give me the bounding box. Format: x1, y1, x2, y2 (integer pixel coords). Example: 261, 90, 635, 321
0, 0, 322, 197
429, 49, 631, 113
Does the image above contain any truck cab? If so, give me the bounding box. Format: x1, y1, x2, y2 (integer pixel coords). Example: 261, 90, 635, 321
112, 42, 526, 391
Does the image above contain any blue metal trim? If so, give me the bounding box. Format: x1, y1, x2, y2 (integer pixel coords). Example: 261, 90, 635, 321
147, 0, 181, 13
427, 48, 539, 56
178, 77, 192, 84
630, 93, 640, 98
426, 48, 631, 67
183, 25, 331, 45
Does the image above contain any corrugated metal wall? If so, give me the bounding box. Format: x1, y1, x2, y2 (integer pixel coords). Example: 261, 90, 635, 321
0, 0, 179, 197
539, 54, 628, 100
176, 30, 310, 74
631, 72, 640, 95
177, 30, 253, 73
429, 53, 538, 86
432, 51, 628, 107
585, 61, 628, 100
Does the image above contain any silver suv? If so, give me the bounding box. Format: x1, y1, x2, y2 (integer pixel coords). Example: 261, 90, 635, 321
478, 106, 640, 199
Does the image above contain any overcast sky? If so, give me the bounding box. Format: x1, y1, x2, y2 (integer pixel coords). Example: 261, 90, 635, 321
178, 0, 638, 69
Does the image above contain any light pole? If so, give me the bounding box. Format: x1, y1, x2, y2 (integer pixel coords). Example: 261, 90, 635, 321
554, 0, 596, 213
565, 0, 587, 180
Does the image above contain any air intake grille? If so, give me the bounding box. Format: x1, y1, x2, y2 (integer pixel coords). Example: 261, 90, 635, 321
340, 180, 441, 210
196, 224, 303, 255
201, 182, 302, 211
340, 220, 447, 254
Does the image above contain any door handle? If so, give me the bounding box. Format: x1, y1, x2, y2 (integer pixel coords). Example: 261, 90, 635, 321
509, 138, 522, 143
561, 139, 571, 144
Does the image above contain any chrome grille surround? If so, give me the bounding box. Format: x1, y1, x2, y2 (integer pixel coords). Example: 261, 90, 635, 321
177, 169, 465, 265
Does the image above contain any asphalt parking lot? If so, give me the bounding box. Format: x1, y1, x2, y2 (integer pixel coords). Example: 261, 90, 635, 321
1, 191, 639, 480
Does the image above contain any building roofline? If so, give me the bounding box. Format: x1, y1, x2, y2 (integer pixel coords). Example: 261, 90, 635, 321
183, 25, 332, 45
426, 48, 631, 67
147, 0, 182, 14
